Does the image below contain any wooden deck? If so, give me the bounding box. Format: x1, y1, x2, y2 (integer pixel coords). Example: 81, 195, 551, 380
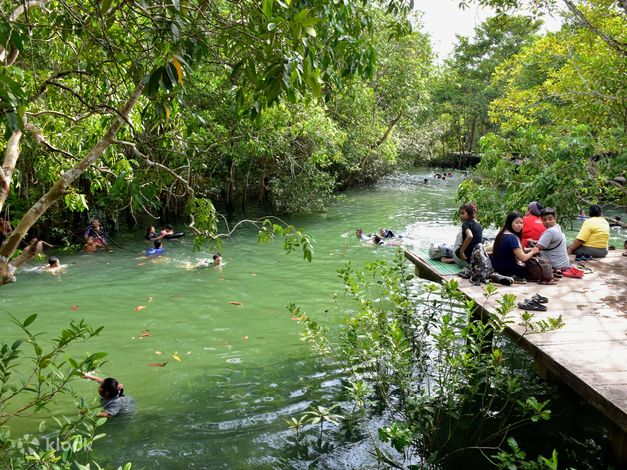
405, 249, 627, 463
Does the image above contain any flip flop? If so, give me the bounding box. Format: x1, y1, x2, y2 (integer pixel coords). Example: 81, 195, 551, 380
574, 264, 593, 274
531, 293, 549, 304
538, 278, 557, 285
512, 276, 527, 284
518, 299, 547, 311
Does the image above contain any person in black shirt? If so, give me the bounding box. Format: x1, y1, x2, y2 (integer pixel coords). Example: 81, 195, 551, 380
454, 203, 483, 267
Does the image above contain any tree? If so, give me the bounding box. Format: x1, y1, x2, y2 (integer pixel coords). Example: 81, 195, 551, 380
0, 0, 414, 285
430, 16, 541, 158
458, 1, 626, 226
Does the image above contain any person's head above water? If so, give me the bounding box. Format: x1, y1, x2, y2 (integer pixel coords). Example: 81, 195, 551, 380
164, 224, 173, 231
48, 256, 59, 267
355, 228, 363, 238
526, 201, 543, 216
154, 240, 162, 249
213, 253, 222, 265
99, 377, 124, 400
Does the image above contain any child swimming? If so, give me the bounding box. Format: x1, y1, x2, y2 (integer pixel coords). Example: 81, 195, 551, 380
82, 373, 134, 418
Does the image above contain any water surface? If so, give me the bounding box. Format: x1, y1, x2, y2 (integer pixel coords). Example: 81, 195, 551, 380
1, 171, 623, 468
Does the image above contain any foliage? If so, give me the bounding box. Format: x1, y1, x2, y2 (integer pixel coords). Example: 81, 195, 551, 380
292, 252, 564, 468
458, 2, 626, 226
0, 314, 120, 469
426, 15, 541, 161
0, 0, 417, 281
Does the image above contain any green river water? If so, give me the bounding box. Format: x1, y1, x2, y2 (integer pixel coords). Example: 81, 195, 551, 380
1, 172, 624, 468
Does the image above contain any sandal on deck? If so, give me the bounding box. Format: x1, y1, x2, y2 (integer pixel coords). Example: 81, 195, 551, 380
575, 254, 593, 262
538, 278, 557, 285
574, 264, 593, 274
512, 276, 527, 284
562, 266, 584, 278
518, 299, 547, 311
531, 293, 549, 304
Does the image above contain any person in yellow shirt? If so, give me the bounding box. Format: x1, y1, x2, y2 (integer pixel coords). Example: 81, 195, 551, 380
567, 205, 609, 259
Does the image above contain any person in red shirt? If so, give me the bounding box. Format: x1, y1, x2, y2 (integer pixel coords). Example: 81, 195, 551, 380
521, 201, 545, 248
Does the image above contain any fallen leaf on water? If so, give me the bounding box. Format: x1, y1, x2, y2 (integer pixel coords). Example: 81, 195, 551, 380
154, 351, 163, 355
290, 316, 302, 321
137, 262, 145, 266
148, 296, 154, 302
186, 351, 192, 355
172, 353, 182, 362
134, 305, 146, 311
148, 362, 167, 367
228, 301, 242, 305
243, 336, 249, 341
251, 273, 257, 276
139, 330, 151, 338
70, 305, 79, 311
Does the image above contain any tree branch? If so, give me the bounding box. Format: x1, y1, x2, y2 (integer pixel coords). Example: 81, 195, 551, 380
0, 129, 23, 212
0, 78, 147, 279
562, 0, 627, 56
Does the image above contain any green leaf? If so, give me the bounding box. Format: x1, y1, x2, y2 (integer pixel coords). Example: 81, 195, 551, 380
23, 313, 37, 328
304, 26, 316, 37
262, 0, 273, 19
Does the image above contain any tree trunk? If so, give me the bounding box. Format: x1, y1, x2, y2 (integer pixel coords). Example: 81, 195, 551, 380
0, 129, 23, 212
0, 79, 146, 285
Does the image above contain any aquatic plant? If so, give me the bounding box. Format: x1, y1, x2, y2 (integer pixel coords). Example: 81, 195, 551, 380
291, 250, 566, 468
0, 314, 124, 469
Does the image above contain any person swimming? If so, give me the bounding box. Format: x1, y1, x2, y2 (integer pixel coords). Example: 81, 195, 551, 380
82, 373, 134, 418
145, 239, 165, 256
379, 228, 396, 239
145, 225, 159, 240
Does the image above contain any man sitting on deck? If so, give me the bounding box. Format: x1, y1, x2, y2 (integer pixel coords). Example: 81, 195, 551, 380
567, 205, 609, 259
535, 208, 582, 277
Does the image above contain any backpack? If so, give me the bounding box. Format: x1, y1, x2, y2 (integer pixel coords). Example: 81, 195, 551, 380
526, 254, 553, 282
469, 244, 493, 284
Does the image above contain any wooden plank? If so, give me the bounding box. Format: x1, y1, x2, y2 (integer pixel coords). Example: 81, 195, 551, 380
405, 250, 627, 435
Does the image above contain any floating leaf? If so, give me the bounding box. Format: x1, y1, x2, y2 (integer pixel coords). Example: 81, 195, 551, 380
186, 351, 192, 355
155, 351, 163, 355
139, 330, 151, 338
228, 301, 242, 305
70, 305, 79, 311
134, 305, 146, 311
148, 297, 154, 302
243, 336, 249, 341
172, 353, 182, 362
148, 362, 167, 367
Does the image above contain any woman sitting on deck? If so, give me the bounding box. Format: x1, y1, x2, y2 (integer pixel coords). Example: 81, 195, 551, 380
492, 211, 540, 280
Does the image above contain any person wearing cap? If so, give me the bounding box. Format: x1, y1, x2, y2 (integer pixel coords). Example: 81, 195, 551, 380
567, 204, 609, 258
522, 201, 545, 248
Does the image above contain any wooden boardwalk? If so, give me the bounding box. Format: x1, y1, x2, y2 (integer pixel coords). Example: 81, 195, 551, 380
405, 250, 627, 463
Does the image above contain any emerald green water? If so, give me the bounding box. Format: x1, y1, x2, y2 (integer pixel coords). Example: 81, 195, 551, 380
1, 172, 624, 468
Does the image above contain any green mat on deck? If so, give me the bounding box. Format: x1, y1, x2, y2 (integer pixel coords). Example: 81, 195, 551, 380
413, 249, 464, 276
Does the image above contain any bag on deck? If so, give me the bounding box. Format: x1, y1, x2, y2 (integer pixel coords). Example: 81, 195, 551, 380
526, 254, 553, 282
469, 244, 493, 284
